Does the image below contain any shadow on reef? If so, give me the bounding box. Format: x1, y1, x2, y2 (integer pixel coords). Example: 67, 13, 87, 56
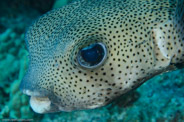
111, 91, 140, 108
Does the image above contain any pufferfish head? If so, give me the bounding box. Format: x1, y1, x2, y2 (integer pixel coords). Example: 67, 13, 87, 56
20, 0, 173, 113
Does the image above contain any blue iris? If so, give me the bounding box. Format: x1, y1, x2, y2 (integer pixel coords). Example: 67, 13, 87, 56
81, 44, 104, 65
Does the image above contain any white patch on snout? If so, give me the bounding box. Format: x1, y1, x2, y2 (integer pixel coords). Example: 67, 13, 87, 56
30, 96, 51, 114
22, 89, 42, 96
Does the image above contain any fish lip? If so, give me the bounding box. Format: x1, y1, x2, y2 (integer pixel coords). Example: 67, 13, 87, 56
21, 89, 61, 113
29, 95, 52, 114
22, 89, 43, 97
21, 88, 51, 98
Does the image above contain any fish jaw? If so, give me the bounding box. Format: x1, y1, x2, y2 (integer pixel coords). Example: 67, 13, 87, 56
21, 82, 62, 114
20, 66, 60, 113
22, 90, 62, 114
30, 95, 51, 113
21, 89, 107, 113
20, 69, 107, 113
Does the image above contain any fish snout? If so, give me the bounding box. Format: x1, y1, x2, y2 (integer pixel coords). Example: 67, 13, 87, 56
20, 84, 61, 114
20, 68, 61, 113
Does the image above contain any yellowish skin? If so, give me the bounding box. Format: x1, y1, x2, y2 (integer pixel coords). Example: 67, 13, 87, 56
20, 0, 184, 113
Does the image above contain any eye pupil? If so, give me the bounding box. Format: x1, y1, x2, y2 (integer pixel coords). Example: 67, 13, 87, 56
77, 43, 107, 68
81, 44, 104, 64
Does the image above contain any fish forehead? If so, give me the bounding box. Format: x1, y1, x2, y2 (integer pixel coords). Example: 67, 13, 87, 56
26, 0, 175, 64
23, 0, 177, 111
26, 0, 174, 51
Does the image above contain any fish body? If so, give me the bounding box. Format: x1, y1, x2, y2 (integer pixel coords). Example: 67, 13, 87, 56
20, 0, 184, 113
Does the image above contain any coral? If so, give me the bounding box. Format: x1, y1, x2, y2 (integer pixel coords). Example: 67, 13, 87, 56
0, 26, 34, 119
0, 0, 54, 120
52, 0, 75, 9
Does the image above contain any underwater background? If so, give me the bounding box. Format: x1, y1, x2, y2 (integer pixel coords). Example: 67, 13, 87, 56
0, 0, 184, 121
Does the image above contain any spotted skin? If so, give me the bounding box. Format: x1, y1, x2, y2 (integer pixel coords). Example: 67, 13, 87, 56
20, 0, 184, 113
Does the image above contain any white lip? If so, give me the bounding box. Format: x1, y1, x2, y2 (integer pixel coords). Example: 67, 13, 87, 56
22, 89, 55, 113
30, 96, 51, 114
22, 89, 42, 96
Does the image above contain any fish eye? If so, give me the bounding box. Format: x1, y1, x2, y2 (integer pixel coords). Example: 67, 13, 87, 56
77, 42, 107, 69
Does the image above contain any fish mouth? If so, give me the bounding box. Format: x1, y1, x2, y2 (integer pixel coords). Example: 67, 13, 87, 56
30, 96, 51, 114
20, 79, 62, 113
20, 69, 75, 113
22, 89, 107, 113
22, 90, 52, 114
21, 89, 53, 114
20, 68, 61, 113
21, 89, 60, 114
20, 70, 107, 113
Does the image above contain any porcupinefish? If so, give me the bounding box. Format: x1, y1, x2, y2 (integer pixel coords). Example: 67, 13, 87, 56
20, 0, 184, 113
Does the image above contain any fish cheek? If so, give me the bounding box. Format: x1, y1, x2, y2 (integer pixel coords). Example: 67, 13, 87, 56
44, 39, 124, 107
